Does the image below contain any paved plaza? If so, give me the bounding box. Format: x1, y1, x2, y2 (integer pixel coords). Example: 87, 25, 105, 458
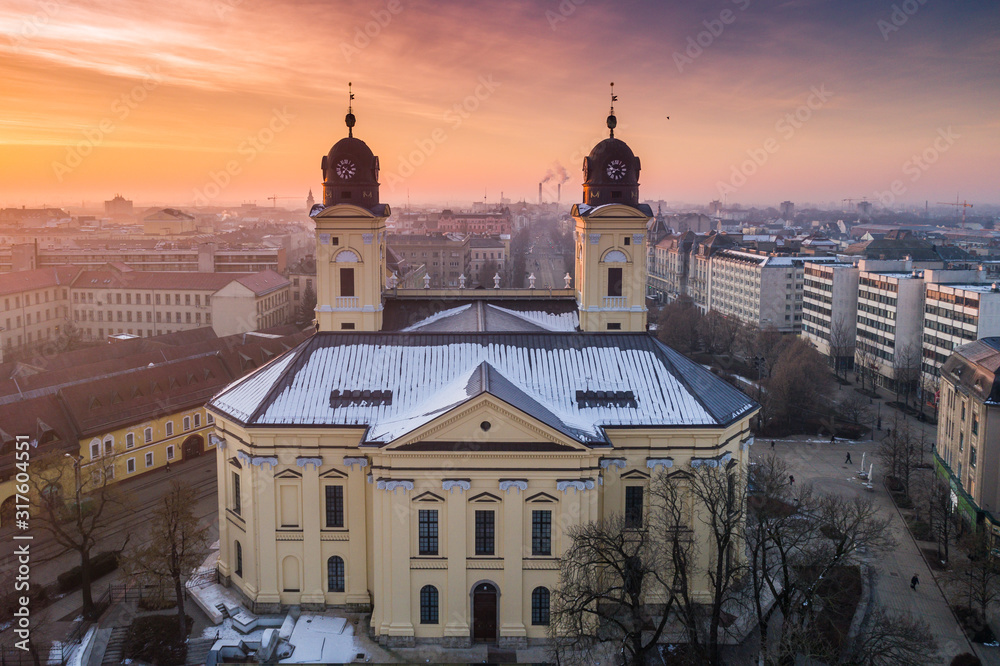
770, 434, 998, 665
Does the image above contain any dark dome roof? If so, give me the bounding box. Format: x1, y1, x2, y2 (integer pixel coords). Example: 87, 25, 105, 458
584, 137, 640, 187
327, 136, 376, 168
587, 137, 636, 165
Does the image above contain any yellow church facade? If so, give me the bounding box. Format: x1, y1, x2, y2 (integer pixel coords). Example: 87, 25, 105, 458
207, 102, 758, 647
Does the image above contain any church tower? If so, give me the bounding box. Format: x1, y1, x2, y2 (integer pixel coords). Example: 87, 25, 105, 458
312, 85, 389, 332
572, 84, 651, 332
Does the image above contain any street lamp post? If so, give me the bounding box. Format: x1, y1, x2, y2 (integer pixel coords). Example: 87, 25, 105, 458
64, 453, 82, 517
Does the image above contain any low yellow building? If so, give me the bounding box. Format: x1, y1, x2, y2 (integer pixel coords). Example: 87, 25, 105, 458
206, 107, 758, 647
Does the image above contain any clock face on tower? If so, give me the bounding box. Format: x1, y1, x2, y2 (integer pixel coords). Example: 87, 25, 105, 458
606, 159, 627, 181
336, 158, 356, 180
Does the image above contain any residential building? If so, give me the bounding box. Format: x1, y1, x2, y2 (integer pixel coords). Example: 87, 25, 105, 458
854, 264, 925, 392
935, 338, 1000, 544
0, 266, 78, 361
142, 208, 198, 235
801, 261, 860, 371
0, 327, 313, 525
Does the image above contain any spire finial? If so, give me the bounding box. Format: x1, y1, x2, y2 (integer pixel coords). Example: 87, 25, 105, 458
345, 82, 356, 138
607, 82, 618, 138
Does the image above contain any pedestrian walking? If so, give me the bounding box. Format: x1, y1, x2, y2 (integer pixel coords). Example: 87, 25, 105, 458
845, 452, 852, 464
910, 574, 919, 590
789, 474, 795, 486
771, 440, 775, 450
831, 434, 836, 444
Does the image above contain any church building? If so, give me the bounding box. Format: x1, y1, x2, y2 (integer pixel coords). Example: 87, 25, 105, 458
207, 94, 759, 647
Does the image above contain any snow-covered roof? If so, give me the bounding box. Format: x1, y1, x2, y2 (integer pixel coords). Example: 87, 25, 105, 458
209, 332, 758, 444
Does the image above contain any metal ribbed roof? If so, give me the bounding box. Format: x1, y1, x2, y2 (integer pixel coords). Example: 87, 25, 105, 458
209, 332, 759, 444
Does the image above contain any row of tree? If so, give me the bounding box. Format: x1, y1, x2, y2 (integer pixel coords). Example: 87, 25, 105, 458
550, 455, 938, 665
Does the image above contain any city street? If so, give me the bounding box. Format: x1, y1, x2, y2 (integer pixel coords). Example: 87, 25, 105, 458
1, 453, 219, 616
524, 231, 567, 290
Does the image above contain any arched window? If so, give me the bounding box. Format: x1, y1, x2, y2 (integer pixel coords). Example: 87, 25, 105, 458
234, 541, 243, 578
327, 556, 345, 592
420, 585, 438, 624
531, 587, 550, 626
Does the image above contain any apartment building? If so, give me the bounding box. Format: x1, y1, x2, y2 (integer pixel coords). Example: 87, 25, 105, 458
936, 338, 1000, 542
0, 264, 291, 360
854, 265, 926, 392
0, 242, 286, 274
708, 251, 839, 333
467, 237, 507, 286
922, 280, 1000, 383
70, 264, 290, 340
0, 266, 78, 361
801, 261, 860, 371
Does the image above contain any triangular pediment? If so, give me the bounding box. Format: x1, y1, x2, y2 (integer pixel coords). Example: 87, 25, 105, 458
384, 393, 590, 452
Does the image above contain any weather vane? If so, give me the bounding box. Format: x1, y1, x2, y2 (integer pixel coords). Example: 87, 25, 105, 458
346, 81, 356, 137
607, 82, 618, 138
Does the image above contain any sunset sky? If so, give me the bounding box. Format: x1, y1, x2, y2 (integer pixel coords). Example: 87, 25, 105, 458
0, 0, 997, 209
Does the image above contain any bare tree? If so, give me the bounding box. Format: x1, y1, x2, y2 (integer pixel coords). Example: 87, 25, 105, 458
28, 452, 130, 620
848, 604, 938, 665
746, 454, 896, 665
837, 392, 873, 426
855, 345, 878, 395
878, 415, 923, 497
121, 481, 210, 641
550, 513, 686, 666
828, 315, 854, 381
655, 297, 702, 355
928, 473, 954, 565
893, 343, 921, 407
947, 531, 1000, 621
551, 465, 744, 666
698, 311, 741, 357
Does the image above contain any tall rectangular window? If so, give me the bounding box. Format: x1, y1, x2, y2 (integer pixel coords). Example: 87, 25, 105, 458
532, 510, 552, 556
625, 486, 644, 528
475, 510, 495, 555
233, 472, 242, 515
608, 267, 623, 297
419, 510, 439, 555
325, 485, 344, 528
340, 268, 355, 297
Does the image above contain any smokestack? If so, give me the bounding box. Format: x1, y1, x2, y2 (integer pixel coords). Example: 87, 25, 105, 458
538, 183, 542, 205
558, 183, 561, 203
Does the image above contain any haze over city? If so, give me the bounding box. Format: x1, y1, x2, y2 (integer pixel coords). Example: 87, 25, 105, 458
1, 0, 997, 209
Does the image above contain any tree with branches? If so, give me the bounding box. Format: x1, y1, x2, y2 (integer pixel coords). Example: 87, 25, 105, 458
28, 452, 130, 620
893, 343, 921, 407
121, 481, 210, 642
551, 464, 744, 665
847, 604, 938, 665
745, 454, 896, 664
828, 315, 854, 381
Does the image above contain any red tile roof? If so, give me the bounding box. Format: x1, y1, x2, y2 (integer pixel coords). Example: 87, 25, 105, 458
232, 270, 290, 296
0, 266, 81, 296
73, 267, 249, 292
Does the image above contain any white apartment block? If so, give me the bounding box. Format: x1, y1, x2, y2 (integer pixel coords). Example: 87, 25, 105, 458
707, 251, 838, 333
922, 280, 1000, 385
855, 266, 926, 391
801, 261, 860, 370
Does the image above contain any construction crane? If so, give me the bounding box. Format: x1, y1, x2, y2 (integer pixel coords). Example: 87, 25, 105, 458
937, 198, 974, 228
842, 198, 872, 217
266, 195, 299, 208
